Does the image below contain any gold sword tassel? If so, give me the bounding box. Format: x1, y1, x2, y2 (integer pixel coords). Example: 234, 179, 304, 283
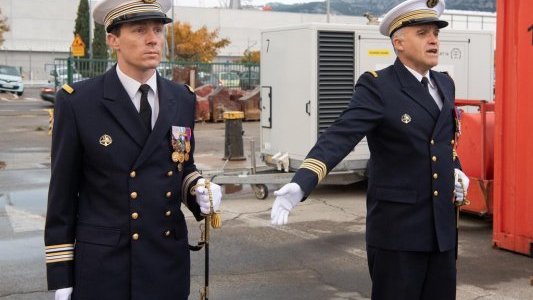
191, 178, 222, 300
203, 179, 222, 229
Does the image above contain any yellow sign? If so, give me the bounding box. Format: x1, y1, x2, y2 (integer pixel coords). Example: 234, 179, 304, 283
71, 34, 86, 57
368, 49, 391, 57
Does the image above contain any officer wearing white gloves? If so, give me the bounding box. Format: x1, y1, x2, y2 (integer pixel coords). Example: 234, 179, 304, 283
45, 0, 223, 299
270, 1, 470, 299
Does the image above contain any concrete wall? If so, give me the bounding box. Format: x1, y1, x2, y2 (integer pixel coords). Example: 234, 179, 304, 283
0, 0, 78, 52
171, 7, 367, 58
0, 50, 69, 82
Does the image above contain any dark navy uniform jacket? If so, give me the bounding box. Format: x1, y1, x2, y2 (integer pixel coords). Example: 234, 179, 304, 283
293, 58, 460, 253
44, 66, 204, 300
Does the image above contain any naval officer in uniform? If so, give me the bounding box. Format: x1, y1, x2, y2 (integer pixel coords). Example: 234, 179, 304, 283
44, 0, 222, 299
270, 0, 469, 299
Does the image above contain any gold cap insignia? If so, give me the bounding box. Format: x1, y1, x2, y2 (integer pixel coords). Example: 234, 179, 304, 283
401, 114, 412, 124
99, 134, 113, 147
426, 0, 439, 8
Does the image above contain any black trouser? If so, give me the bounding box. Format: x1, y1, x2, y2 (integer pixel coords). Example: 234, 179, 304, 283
367, 246, 456, 300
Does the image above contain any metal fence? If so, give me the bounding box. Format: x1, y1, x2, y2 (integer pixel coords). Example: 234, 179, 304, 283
51, 58, 260, 90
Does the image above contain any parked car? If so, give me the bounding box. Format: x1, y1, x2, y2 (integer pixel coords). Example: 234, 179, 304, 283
40, 85, 57, 103
197, 72, 222, 87
49, 66, 83, 86
157, 65, 173, 80
0, 65, 24, 96
239, 70, 260, 90
215, 72, 240, 88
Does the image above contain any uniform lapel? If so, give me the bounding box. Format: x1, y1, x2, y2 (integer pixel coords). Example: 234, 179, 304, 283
101, 66, 149, 147
394, 59, 440, 121
430, 70, 453, 133
133, 75, 177, 169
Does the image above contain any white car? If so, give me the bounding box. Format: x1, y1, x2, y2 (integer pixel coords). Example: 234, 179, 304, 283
49, 66, 83, 86
0, 65, 24, 96
215, 72, 240, 88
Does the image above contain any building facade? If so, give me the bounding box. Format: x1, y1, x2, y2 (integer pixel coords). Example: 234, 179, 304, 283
0, 0, 495, 82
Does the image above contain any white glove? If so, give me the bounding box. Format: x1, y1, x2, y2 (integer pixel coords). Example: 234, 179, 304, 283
271, 183, 304, 225
454, 168, 470, 202
194, 178, 222, 215
55, 287, 72, 300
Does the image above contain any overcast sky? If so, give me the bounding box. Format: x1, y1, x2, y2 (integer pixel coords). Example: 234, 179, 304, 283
174, 0, 311, 8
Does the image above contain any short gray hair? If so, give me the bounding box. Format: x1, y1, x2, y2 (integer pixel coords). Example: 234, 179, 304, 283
391, 27, 405, 54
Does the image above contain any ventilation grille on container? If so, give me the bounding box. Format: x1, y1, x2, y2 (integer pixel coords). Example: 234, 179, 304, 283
317, 31, 355, 135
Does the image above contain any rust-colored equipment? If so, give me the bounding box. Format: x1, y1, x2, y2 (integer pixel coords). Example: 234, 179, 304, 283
455, 100, 495, 217
492, 0, 533, 256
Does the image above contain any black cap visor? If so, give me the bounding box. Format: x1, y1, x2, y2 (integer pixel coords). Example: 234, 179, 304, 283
390, 17, 448, 37
106, 12, 172, 32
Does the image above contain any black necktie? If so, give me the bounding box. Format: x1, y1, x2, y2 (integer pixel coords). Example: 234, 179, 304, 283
139, 84, 152, 131
421, 77, 430, 94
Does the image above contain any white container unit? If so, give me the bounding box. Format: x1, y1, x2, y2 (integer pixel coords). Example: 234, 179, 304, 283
260, 23, 494, 183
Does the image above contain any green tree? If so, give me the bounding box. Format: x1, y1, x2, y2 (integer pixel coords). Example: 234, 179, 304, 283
92, 23, 107, 59
0, 8, 10, 46
166, 21, 230, 63
74, 0, 90, 58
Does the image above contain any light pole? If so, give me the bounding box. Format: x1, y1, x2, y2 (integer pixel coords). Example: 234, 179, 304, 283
170, 1, 175, 62
88, 0, 93, 59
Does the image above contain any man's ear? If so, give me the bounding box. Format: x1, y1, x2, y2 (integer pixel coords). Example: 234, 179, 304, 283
392, 37, 404, 52
107, 34, 119, 51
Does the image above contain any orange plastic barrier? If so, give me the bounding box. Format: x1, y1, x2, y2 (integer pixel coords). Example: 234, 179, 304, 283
455, 100, 494, 216
493, 0, 533, 256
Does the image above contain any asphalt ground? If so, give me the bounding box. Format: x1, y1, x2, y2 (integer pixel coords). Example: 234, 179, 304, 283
0, 87, 532, 299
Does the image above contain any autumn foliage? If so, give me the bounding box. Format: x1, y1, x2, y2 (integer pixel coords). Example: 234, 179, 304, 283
166, 21, 230, 63
0, 9, 10, 46
239, 50, 260, 64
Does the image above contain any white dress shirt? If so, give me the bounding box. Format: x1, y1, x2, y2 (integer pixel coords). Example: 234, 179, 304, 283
404, 65, 443, 110
116, 65, 159, 128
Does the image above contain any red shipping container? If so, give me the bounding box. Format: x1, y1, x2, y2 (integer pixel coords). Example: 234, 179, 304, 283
493, 0, 533, 256
455, 100, 495, 216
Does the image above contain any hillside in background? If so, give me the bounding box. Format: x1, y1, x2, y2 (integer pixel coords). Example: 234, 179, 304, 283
268, 0, 496, 16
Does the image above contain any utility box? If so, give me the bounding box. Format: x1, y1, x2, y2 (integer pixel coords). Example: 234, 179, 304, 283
260, 23, 494, 182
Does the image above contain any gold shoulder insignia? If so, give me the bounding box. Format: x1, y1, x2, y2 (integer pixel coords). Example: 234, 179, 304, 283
366, 70, 378, 78
185, 84, 195, 94
62, 84, 74, 94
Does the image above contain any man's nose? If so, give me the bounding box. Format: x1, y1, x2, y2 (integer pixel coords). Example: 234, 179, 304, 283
146, 29, 159, 44
429, 33, 438, 44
